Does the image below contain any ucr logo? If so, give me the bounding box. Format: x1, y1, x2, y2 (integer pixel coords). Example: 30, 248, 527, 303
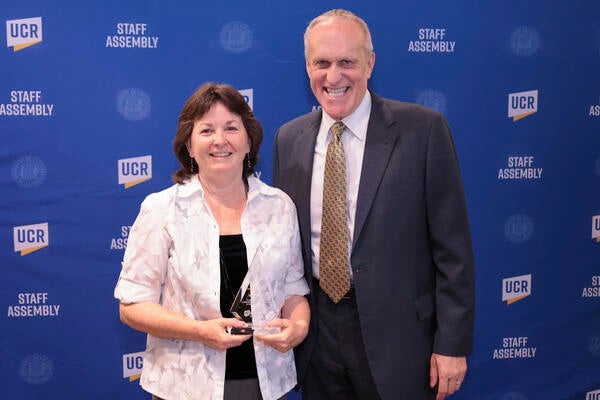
13, 223, 49, 255
122, 352, 144, 381
118, 155, 152, 188
6, 17, 42, 51
508, 90, 538, 121
502, 274, 532, 304
238, 88, 253, 110
592, 215, 600, 242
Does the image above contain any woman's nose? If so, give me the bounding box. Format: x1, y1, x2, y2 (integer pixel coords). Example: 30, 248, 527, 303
213, 129, 227, 143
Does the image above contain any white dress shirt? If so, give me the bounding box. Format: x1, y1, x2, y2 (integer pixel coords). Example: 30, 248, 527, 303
310, 91, 372, 280
114, 176, 309, 400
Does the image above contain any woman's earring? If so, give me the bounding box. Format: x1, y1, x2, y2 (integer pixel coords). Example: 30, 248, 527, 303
247, 154, 252, 169
190, 157, 195, 173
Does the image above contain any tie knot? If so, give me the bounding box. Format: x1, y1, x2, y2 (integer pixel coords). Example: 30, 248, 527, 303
330, 121, 345, 139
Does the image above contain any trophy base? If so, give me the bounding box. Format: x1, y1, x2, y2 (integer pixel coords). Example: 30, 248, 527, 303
227, 325, 281, 335
227, 326, 254, 335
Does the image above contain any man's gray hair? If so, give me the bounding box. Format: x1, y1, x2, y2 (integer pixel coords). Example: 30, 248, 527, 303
303, 9, 374, 59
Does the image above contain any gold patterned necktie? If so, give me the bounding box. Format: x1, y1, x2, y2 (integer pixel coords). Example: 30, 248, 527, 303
319, 121, 351, 303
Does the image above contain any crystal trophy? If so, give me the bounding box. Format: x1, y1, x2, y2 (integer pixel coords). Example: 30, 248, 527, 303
227, 245, 282, 335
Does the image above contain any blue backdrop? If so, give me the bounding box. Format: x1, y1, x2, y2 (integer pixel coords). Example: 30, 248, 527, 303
2, 1, 599, 399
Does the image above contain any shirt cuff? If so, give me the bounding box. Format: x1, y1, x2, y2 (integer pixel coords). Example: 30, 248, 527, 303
114, 276, 161, 304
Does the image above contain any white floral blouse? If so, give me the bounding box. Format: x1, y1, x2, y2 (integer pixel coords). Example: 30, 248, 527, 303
114, 176, 309, 400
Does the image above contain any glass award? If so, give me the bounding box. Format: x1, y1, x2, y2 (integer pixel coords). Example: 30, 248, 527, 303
227, 245, 282, 335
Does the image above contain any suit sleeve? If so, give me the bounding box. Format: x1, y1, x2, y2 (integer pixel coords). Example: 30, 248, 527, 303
425, 113, 475, 356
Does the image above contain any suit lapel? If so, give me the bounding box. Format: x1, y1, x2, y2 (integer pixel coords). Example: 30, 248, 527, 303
352, 94, 399, 250
294, 113, 321, 267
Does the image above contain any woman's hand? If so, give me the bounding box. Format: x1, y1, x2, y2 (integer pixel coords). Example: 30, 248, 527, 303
198, 318, 252, 352
254, 317, 309, 352
254, 295, 310, 353
119, 302, 251, 352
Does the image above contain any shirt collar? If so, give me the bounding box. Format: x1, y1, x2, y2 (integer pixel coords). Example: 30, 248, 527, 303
177, 174, 277, 200
178, 175, 203, 198
321, 90, 371, 141
247, 175, 280, 201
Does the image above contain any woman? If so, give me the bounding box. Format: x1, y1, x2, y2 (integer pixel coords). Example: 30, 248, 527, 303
114, 83, 310, 400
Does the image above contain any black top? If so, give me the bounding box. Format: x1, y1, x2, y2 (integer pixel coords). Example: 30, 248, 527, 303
219, 234, 257, 380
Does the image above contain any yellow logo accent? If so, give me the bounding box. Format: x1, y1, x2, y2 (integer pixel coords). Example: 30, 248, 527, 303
128, 374, 141, 382
20, 244, 48, 256
124, 178, 151, 189
511, 111, 535, 122
506, 295, 528, 305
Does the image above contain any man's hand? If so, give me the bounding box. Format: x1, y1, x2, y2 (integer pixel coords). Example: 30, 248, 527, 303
429, 353, 467, 400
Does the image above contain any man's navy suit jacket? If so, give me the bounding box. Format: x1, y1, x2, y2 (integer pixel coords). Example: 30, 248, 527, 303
273, 91, 475, 399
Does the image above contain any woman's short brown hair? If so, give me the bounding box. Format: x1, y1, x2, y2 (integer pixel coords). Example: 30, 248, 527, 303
172, 82, 263, 184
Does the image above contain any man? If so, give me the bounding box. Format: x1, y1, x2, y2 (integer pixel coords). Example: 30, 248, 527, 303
273, 9, 475, 400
